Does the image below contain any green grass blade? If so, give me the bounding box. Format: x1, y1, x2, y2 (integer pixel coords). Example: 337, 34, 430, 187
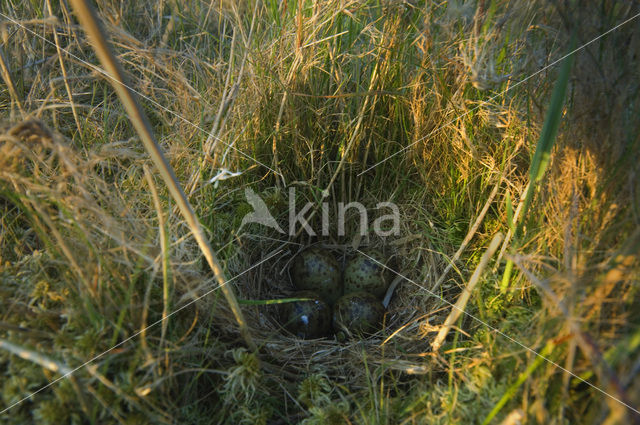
502, 33, 576, 293
238, 297, 314, 305
481, 340, 555, 425
515, 33, 576, 238
506, 191, 515, 234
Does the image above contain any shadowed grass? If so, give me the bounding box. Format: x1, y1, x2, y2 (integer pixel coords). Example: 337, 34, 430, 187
67, 0, 255, 350
0, 1, 639, 424
500, 33, 576, 293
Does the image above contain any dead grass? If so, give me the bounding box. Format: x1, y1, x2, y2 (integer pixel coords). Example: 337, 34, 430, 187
0, 1, 639, 424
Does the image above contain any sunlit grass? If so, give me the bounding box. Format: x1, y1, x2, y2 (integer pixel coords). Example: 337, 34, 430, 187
0, 1, 639, 424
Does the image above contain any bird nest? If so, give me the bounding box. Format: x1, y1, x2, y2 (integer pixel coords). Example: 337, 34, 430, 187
207, 223, 455, 381
0, 117, 457, 393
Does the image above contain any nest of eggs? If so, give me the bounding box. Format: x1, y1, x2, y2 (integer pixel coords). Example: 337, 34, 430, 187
213, 234, 454, 378
286, 247, 388, 340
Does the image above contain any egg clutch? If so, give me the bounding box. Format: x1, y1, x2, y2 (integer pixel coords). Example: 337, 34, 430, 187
283, 247, 391, 339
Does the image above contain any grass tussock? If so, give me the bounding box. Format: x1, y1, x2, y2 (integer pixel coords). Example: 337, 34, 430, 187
1, 1, 639, 424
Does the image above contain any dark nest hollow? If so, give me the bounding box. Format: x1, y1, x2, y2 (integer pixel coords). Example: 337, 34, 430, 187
205, 209, 457, 386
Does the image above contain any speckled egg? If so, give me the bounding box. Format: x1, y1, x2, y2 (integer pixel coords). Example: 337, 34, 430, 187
291, 248, 342, 304
333, 292, 384, 336
283, 291, 331, 339
343, 249, 390, 299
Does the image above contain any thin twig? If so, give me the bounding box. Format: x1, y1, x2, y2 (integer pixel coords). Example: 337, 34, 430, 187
45, 0, 82, 135
68, 0, 256, 350
431, 232, 503, 351
143, 165, 172, 349
0, 339, 92, 416
431, 174, 503, 293
494, 182, 529, 270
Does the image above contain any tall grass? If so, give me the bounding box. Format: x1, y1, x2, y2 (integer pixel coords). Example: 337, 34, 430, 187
0, 1, 639, 424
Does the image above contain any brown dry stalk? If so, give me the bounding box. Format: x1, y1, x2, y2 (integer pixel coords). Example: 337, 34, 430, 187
68, 0, 256, 351
510, 254, 637, 423
431, 173, 504, 293
0, 338, 72, 375
0, 339, 92, 416
431, 232, 503, 351
0, 45, 25, 116
44, 0, 82, 135
143, 165, 171, 349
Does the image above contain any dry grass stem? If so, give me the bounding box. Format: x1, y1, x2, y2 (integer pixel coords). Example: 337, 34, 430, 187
67, 0, 256, 350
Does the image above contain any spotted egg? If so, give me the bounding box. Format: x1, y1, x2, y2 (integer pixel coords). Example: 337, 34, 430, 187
283, 291, 331, 339
343, 249, 390, 299
291, 248, 342, 304
333, 291, 384, 337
